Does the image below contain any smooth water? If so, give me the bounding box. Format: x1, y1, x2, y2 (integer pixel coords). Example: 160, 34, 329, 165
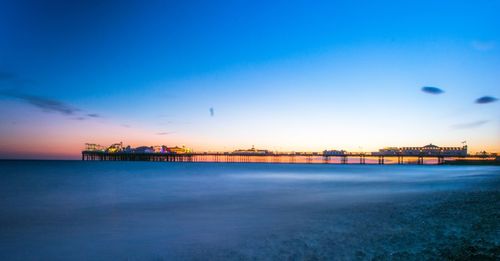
0, 161, 499, 260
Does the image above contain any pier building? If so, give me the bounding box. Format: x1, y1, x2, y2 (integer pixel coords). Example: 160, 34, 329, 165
373, 144, 467, 157
323, 150, 347, 156
232, 146, 271, 155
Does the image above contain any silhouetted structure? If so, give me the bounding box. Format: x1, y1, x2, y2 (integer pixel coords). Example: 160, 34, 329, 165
373, 144, 467, 157
81, 142, 495, 165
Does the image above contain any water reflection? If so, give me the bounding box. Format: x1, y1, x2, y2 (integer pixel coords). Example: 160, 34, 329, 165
0, 161, 498, 260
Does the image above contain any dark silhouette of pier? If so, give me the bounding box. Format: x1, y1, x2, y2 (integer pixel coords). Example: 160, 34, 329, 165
81, 151, 487, 165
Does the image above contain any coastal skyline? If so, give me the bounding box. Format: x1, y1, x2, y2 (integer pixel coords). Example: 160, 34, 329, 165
1, 0, 499, 159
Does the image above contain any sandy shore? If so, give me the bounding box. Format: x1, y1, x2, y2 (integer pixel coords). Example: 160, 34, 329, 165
194, 184, 500, 260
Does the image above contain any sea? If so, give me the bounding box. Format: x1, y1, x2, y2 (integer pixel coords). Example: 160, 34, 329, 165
0, 161, 499, 260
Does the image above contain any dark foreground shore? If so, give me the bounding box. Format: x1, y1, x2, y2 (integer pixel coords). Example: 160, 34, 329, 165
206, 188, 500, 260
0, 161, 499, 260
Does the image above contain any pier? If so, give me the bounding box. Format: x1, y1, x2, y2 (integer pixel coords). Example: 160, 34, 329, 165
81, 151, 487, 165
81, 143, 498, 165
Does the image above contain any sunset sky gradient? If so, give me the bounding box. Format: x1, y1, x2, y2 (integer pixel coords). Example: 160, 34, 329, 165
0, 0, 499, 159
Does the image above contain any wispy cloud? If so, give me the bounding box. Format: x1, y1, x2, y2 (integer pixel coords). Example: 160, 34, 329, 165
156, 131, 176, 135
0, 89, 100, 119
451, 120, 488, 129
1, 90, 79, 115
475, 96, 498, 104
421, 86, 444, 95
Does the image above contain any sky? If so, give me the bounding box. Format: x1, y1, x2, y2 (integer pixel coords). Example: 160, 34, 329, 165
0, 0, 499, 159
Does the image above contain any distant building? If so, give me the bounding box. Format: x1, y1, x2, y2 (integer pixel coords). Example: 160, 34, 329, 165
106, 142, 123, 153
152, 145, 168, 153
373, 147, 399, 155
232, 146, 271, 155
123, 145, 132, 153
323, 150, 346, 156
374, 144, 467, 156
85, 143, 104, 151
167, 146, 192, 154
132, 146, 154, 153
89, 143, 192, 154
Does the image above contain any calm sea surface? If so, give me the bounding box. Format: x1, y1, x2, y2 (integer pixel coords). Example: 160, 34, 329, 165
1, 161, 499, 260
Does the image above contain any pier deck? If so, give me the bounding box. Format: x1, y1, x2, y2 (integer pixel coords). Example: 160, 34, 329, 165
81, 151, 495, 165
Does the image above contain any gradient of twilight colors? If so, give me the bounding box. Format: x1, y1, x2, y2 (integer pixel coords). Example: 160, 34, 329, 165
0, 0, 499, 159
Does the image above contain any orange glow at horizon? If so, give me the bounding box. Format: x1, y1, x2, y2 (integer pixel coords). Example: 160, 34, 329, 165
0, 101, 498, 159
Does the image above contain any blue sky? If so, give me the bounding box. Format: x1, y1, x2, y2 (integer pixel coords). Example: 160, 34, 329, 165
0, 0, 499, 158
